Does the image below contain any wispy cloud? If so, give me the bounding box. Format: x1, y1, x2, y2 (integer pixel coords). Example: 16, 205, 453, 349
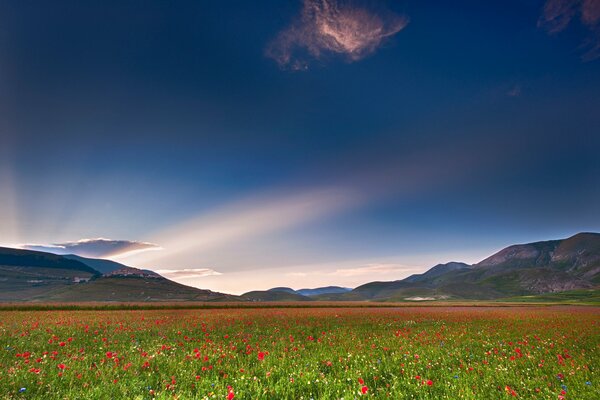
266, 0, 408, 70
20, 238, 160, 259
330, 263, 419, 277
507, 85, 522, 97
285, 272, 308, 277
154, 268, 222, 279
539, 0, 600, 60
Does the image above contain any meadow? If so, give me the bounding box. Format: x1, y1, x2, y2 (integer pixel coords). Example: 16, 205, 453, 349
0, 306, 598, 399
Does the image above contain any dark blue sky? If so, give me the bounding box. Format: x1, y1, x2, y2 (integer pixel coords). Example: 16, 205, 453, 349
0, 0, 598, 293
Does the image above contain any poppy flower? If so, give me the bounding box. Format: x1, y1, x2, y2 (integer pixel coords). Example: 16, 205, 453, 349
361, 386, 368, 394
257, 352, 265, 361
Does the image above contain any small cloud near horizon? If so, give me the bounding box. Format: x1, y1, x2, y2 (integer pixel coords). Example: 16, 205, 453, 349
329, 263, 422, 277
538, 0, 600, 60
154, 268, 223, 279
20, 238, 160, 259
266, 0, 408, 70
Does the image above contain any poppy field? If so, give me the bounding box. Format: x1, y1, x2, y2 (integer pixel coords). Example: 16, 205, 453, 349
0, 306, 598, 399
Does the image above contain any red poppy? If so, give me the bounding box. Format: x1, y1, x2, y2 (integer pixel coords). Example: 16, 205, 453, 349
57, 363, 66, 370
257, 352, 265, 361
361, 386, 368, 394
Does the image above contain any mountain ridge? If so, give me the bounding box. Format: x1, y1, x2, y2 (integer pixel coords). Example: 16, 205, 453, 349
339, 232, 600, 301
1, 232, 598, 302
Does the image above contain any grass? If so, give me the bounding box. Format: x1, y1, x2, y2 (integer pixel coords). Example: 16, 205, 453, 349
496, 289, 600, 305
0, 306, 598, 399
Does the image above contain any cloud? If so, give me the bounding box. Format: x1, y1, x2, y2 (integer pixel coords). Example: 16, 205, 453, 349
330, 263, 420, 277
154, 268, 222, 279
21, 238, 160, 259
507, 85, 522, 97
266, 0, 409, 70
285, 272, 308, 277
538, 0, 600, 60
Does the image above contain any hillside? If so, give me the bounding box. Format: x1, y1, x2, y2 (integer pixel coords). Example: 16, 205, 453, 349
297, 286, 352, 296
242, 290, 312, 301
0, 247, 100, 274
336, 233, 600, 301
0, 247, 101, 301
34, 276, 237, 302
62, 254, 131, 274
0, 247, 238, 302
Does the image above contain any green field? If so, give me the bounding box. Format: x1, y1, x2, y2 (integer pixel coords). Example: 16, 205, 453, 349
0, 306, 598, 399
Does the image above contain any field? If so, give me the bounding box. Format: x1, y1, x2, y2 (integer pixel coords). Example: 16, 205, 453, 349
0, 306, 598, 399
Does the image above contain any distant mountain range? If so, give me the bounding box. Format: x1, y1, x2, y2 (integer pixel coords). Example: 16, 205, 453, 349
242, 232, 600, 302
328, 232, 599, 301
1, 232, 598, 302
241, 286, 352, 301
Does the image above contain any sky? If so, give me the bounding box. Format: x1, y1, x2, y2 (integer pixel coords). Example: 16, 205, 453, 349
0, 0, 599, 294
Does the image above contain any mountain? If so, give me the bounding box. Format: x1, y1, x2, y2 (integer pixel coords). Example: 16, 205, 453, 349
0, 247, 100, 301
266, 286, 353, 297
242, 290, 312, 302
62, 254, 130, 274
403, 262, 471, 283
0, 247, 100, 274
3, 232, 598, 303
268, 287, 297, 294
345, 233, 600, 301
63, 254, 162, 278
0, 247, 238, 302
297, 286, 352, 296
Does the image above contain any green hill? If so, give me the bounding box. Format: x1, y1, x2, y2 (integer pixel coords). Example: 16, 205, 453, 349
0, 247, 238, 302
340, 233, 600, 302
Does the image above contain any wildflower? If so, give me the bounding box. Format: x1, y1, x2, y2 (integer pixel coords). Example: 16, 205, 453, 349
505, 386, 517, 397
257, 352, 265, 361
361, 386, 368, 394
19, 388, 26, 393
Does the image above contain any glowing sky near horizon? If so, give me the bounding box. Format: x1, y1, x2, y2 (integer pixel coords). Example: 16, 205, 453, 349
0, 0, 599, 294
